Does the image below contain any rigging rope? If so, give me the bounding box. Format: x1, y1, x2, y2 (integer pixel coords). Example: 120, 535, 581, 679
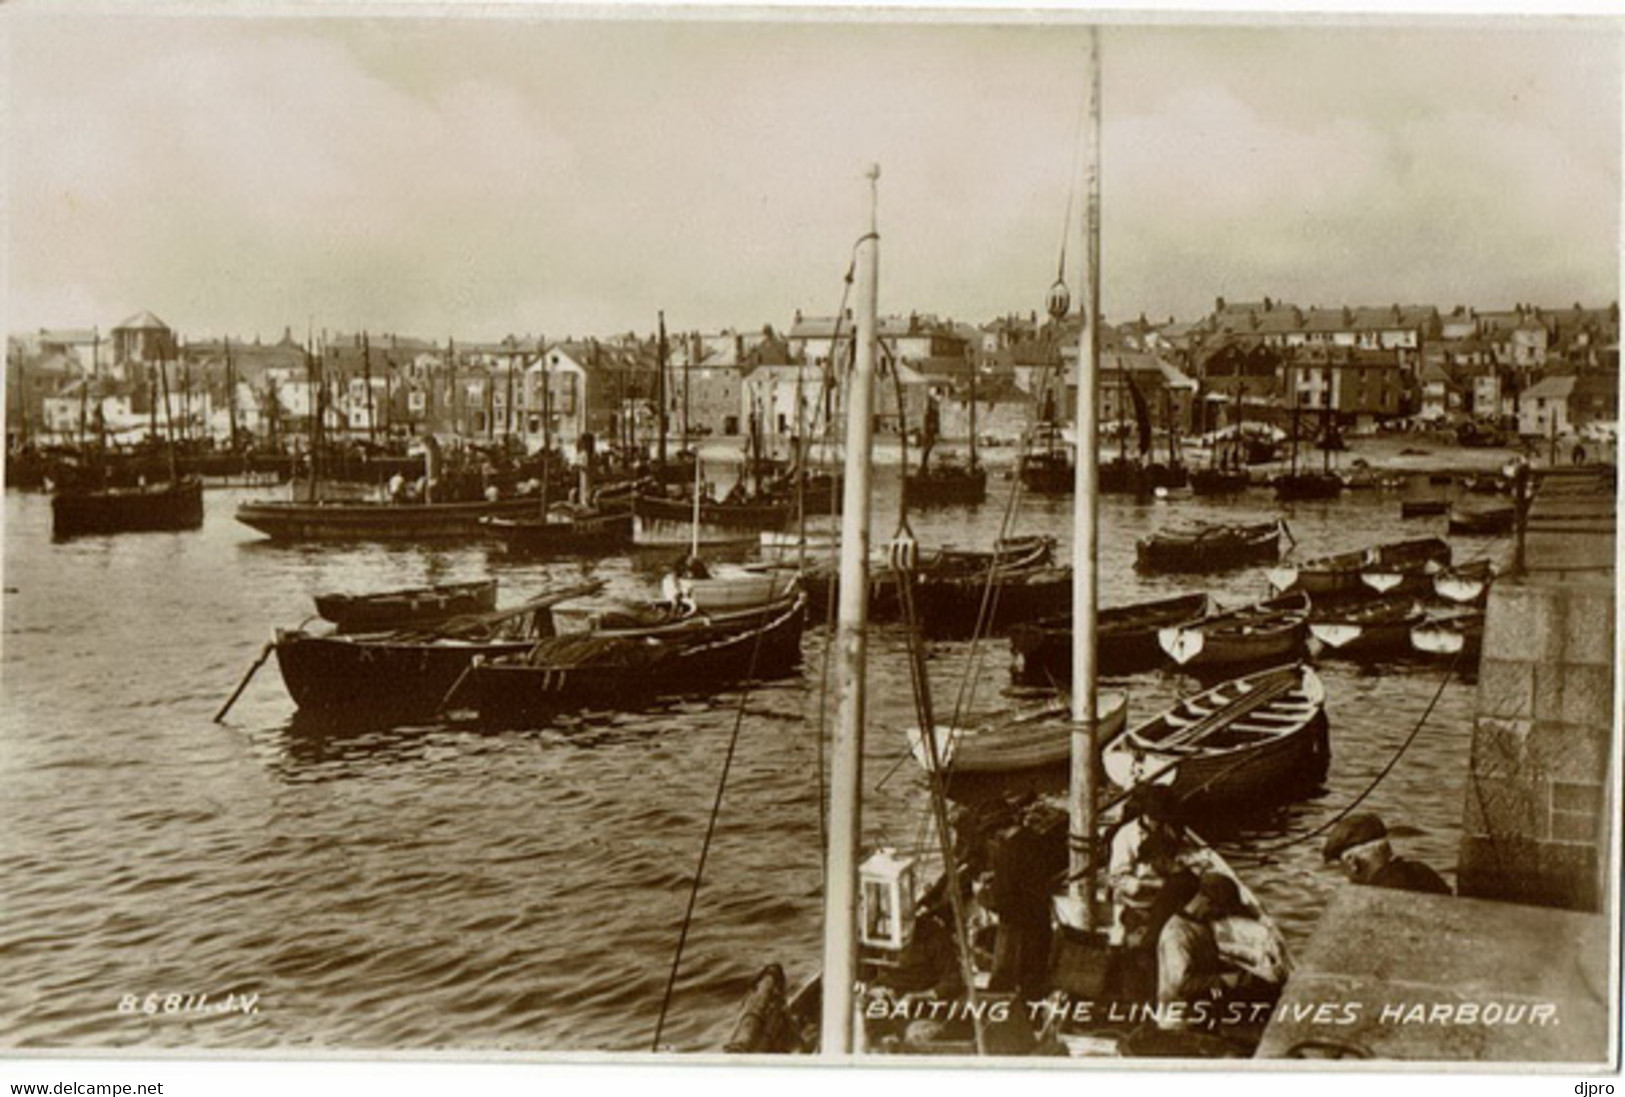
651, 591, 788, 1050
1233, 647, 1465, 859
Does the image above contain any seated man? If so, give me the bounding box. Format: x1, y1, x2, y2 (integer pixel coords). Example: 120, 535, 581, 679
1322, 813, 1451, 895
1154, 871, 1227, 1021
1108, 786, 1187, 949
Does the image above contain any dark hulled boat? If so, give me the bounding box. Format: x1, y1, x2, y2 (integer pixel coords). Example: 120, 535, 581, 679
1158, 590, 1311, 672
1009, 590, 1210, 685
912, 562, 1072, 640
466, 591, 807, 725
1447, 502, 1516, 536
790, 534, 1055, 621
903, 462, 988, 506
273, 590, 578, 717
1135, 518, 1286, 574
314, 578, 499, 633
1268, 536, 1451, 600
482, 506, 635, 555
1272, 471, 1344, 501
1188, 466, 1251, 496
236, 494, 547, 541
1411, 606, 1486, 664
51, 477, 205, 539
1308, 594, 1426, 659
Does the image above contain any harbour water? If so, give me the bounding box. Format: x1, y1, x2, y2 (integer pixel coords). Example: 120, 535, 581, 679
0, 471, 1493, 1054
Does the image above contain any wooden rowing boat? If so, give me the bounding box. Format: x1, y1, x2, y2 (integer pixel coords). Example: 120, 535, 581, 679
313, 578, 499, 633
1433, 559, 1497, 605
1135, 519, 1285, 574
1410, 607, 1485, 662
1447, 502, 1516, 536
1101, 663, 1328, 813
1268, 536, 1450, 599
1009, 591, 1211, 685
1308, 594, 1425, 659
1158, 591, 1310, 671
905, 691, 1128, 775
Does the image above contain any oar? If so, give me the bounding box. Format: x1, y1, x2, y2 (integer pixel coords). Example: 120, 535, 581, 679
214, 638, 274, 723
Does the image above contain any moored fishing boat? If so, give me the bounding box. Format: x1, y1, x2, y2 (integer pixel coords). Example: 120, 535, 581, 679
1359, 537, 1453, 595
661, 560, 803, 611
1434, 559, 1497, 605
313, 578, 498, 633
1308, 595, 1425, 659
1009, 591, 1210, 685
1268, 536, 1450, 599
1447, 501, 1516, 535
791, 534, 1055, 621
905, 461, 989, 506
273, 581, 601, 716
905, 691, 1127, 775
1135, 518, 1286, 574
482, 506, 635, 555
1101, 663, 1329, 814
1188, 466, 1250, 496
1158, 591, 1311, 672
1410, 606, 1486, 663
1400, 498, 1449, 518
237, 494, 546, 541
913, 562, 1072, 640
465, 591, 807, 725
51, 477, 204, 539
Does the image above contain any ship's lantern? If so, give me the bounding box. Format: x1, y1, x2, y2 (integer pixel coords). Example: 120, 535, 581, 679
858, 847, 917, 952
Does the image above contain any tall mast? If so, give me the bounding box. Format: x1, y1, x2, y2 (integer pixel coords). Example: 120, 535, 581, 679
306, 340, 322, 502
657, 312, 669, 467
362, 331, 376, 446
820, 164, 881, 1056
1067, 27, 1103, 930
968, 347, 979, 471
225, 337, 240, 452
157, 350, 180, 484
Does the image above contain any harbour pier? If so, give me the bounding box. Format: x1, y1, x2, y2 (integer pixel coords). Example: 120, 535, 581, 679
1258, 466, 1617, 1064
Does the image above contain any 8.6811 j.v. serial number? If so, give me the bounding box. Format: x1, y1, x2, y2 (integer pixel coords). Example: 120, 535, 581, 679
116, 993, 260, 1016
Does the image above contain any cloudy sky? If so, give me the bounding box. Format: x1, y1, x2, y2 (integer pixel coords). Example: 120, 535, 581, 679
5, 6, 1619, 343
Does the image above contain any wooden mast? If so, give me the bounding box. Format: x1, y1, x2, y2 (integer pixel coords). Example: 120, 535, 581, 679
657, 311, 669, 468
362, 331, 376, 446
1067, 27, 1103, 931
225, 337, 240, 453
820, 163, 880, 1055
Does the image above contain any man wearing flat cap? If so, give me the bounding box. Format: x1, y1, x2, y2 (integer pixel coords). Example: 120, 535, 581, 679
1322, 812, 1450, 894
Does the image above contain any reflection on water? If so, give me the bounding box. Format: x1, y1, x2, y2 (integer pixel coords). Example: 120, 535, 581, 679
1, 474, 1496, 1051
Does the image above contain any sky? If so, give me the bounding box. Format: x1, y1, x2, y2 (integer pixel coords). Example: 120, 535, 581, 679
4, 5, 1620, 345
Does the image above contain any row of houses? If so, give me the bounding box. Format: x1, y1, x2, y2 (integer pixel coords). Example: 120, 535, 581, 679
9, 299, 1619, 453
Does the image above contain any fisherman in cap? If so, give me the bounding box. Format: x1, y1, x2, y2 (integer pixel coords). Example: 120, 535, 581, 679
1109, 785, 1187, 942
1322, 812, 1450, 894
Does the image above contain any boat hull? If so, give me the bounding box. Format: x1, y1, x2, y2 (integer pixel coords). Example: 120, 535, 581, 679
274, 630, 536, 714
236, 495, 544, 541
1135, 521, 1282, 574
904, 466, 988, 506
314, 579, 499, 633
907, 692, 1128, 774
51, 479, 204, 539
485, 511, 634, 554
469, 595, 807, 724
1102, 664, 1329, 813
1009, 592, 1210, 685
